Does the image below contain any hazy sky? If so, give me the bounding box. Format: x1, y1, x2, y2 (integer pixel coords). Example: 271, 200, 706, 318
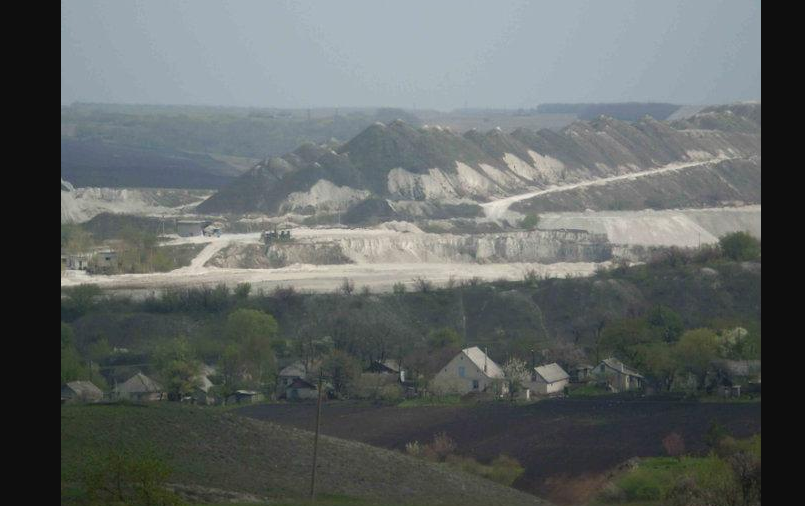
61, 0, 760, 110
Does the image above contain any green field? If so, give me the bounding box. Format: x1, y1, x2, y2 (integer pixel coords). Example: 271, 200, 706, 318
61, 403, 548, 506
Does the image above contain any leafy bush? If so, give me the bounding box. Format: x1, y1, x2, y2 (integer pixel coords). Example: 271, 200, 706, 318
617, 469, 664, 501
719, 232, 760, 261
519, 213, 540, 230
77, 444, 185, 506
487, 455, 526, 486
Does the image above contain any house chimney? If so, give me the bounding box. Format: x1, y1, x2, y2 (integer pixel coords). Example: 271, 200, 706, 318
484, 347, 488, 373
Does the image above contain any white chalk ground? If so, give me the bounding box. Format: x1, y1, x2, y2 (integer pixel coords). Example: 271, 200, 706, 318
480, 157, 732, 221
61, 261, 603, 297
62, 202, 760, 294
60, 152, 758, 295
61, 182, 213, 224
539, 206, 761, 247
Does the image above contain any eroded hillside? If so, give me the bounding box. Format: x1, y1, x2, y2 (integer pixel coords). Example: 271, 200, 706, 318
197, 103, 760, 222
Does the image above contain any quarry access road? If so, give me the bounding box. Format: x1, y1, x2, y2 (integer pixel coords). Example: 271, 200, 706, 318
60, 260, 606, 297
480, 156, 734, 220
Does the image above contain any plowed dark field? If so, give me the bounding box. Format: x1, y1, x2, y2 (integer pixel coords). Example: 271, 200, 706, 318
238, 398, 761, 504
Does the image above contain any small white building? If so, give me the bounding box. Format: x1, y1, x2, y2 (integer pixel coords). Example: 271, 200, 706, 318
190, 364, 216, 404
431, 346, 505, 396
61, 380, 104, 403
528, 363, 570, 395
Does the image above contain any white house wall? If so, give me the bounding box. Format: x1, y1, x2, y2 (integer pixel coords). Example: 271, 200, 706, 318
431, 351, 499, 395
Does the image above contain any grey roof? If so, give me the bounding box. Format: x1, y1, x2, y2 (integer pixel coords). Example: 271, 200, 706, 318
534, 363, 570, 384
287, 377, 316, 389
115, 372, 163, 394
711, 359, 761, 377
381, 359, 401, 372
279, 362, 307, 378
462, 346, 505, 379
600, 358, 644, 378
65, 380, 103, 396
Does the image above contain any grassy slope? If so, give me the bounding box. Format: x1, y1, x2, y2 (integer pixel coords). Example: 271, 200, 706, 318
61, 403, 548, 506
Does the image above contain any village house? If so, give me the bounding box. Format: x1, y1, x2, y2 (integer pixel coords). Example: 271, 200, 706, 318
571, 364, 594, 382
593, 358, 644, 392
226, 390, 263, 404
707, 359, 761, 397
114, 372, 166, 401
285, 377, 319, 400
278, 362, 308, 388
431, 346, 506, 396
528, 363, 570, 396
91, 250, 119, 273
366, 359, 406, 382
63, 253, 91, 270
190, 364, 216, 405
61, 380, 104, 403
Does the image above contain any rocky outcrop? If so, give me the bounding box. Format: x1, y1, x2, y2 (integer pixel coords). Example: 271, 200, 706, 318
60, 179, 213, 224
207, 229, 612, 268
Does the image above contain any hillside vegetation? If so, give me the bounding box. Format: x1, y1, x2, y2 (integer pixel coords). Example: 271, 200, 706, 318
61, 403, 547, 506
61, 242, 760, 388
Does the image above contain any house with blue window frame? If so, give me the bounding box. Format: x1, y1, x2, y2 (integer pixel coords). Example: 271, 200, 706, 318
431, 346, 506, 396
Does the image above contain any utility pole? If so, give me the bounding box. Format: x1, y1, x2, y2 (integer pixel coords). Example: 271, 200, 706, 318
309, 370, 324, 500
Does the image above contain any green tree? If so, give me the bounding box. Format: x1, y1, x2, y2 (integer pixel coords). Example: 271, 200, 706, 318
719, 232, 760, 261
61, 224, 94, 254
222, 309, 279, 388
675, 328, 720, 390
80, 444, 185, 506
321, 349, 361, 397
647, 305, 684, 343
234, 282, 252, 300
154, 337, 202, 401
61, 322, 75, 350
519, 213, 540, 230
62, 284, 103, 319
61, 322, 88, 385
600, 318, 655, 363
427, 328, 462, 351
633, 342, 677, 391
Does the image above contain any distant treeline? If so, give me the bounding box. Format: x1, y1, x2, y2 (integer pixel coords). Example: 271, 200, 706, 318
62, 104, 421, 160
536, 102, 681, 121
61, 139, 237, 189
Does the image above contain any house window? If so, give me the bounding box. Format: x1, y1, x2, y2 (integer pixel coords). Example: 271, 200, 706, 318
458, 366, 465, 378
472, 380, 479, 390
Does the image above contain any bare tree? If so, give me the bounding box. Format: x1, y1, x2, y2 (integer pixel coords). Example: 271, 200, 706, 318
502, 357, 531, 402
